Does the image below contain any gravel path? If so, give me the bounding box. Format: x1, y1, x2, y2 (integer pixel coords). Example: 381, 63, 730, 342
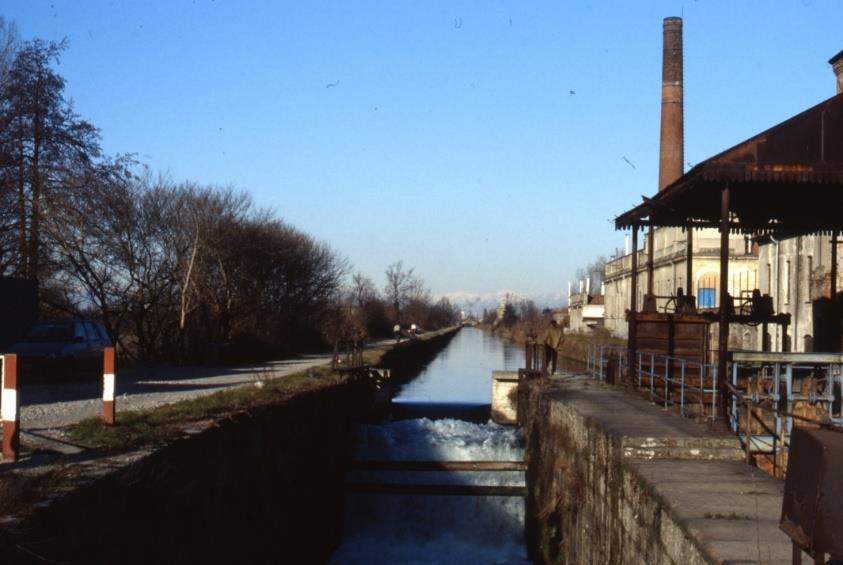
9, 354, 332, 456
1, 336, 402, 462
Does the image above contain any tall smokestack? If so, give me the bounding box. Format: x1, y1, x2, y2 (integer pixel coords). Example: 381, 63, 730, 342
658, 17, 684, 191
830, 50, 843, 94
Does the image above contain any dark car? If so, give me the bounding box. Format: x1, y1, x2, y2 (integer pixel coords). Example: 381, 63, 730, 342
9, 319, 112, 380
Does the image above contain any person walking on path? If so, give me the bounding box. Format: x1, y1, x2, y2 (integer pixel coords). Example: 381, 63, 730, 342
543, 319, 564, 375
393, 324, 402, 343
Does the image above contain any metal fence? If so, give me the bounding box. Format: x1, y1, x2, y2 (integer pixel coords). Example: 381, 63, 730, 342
633, 352, 720, 418
585, 344, 627, 381
585, 345, 843, 474
727, 352, 843, 478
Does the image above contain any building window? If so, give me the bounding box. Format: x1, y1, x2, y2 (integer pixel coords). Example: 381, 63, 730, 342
805, 256, 813, 303
698, 288, 716, 308
785, 260, 791, 305
766, 263, 772, 295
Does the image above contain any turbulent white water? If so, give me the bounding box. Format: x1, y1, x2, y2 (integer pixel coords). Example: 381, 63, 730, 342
332, 419, 529, 565
352, 417, 525, 462
331, 329, 530, 564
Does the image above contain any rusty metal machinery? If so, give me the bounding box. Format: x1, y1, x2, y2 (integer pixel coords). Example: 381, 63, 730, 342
521, 339, 547, 378
780, 426, 843, 563
696, 289, 792, 351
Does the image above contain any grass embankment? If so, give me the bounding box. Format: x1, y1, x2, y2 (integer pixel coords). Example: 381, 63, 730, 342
66, 347, 389, 453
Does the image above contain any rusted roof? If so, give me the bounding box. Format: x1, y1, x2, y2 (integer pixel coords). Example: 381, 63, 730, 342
615, 93, 843, 233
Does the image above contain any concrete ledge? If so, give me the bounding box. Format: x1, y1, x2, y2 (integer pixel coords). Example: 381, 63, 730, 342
492, 370, 519, 425
520, 375, 800, 564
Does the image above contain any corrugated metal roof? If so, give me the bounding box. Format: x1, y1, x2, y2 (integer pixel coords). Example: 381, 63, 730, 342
615, 93, 843, 233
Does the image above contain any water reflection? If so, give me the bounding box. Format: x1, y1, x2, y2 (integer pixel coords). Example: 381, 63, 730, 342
393, 327, 523, 404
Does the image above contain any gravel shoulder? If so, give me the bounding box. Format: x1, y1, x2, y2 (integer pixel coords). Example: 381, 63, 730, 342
8, 354, 332, 457
1, 335, 423, 463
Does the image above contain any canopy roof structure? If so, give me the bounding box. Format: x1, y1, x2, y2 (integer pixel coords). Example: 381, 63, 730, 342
615, 93, 843, 234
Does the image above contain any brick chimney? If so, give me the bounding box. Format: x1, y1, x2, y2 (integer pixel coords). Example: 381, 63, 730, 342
830, 50, 843, 94
658, 17, 684, 191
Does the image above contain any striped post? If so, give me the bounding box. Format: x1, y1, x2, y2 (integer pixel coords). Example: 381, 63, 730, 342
2, 354, 20, 461
102, 347, 116, 425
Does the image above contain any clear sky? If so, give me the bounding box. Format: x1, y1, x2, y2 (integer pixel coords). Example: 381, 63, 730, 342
2, 1, 841, 305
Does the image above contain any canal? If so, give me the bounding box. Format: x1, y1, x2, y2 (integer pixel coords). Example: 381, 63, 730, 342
330, 327, 530, 564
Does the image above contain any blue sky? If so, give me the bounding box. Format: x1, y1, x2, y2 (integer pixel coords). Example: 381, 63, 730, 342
3, 1, 841, 305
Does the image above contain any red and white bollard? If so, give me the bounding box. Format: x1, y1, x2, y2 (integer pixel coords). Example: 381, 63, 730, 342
2, 354, 20, 461
102, 347, 116, 425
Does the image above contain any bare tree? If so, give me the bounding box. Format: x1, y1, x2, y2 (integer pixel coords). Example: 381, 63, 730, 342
575, 255, 608, 293
0, 38, 100, 281
384, 260, 420, 322
349, 272, 378, 309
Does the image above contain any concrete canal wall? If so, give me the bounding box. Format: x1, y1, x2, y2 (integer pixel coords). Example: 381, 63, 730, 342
519, 376, 794, 564
1, 328, 462, 563
4, 382, 370, 563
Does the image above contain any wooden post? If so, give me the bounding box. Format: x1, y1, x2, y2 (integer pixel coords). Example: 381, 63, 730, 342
628, 224, 640, 384
102, 347, 116, 425
2, 354, 20, 461
718, 184, 731, 418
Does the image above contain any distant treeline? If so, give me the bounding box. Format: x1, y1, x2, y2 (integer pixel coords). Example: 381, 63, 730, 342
0, 22, 457, 362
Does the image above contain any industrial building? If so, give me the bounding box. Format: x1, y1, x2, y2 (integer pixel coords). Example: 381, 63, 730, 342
603, 18, 758, 341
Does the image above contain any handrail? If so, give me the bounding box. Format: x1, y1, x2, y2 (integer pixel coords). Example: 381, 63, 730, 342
725, 381, 841, 431
587, 344, 843, 479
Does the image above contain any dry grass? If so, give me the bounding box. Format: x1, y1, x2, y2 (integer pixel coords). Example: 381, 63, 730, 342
66, 342, 394, 452
66, 365, 346, 451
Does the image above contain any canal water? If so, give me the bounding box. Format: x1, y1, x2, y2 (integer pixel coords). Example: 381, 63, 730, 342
330, 327, 530, 564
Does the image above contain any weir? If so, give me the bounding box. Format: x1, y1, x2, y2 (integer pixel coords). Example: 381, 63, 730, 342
330, 327, 530, 564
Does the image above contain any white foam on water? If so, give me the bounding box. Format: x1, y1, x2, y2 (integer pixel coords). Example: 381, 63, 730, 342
333, 418, 530, 564
353, 418, 525, 462
345, 469, 525, 486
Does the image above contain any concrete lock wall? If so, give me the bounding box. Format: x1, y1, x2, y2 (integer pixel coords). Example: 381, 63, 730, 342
1, 328, 463, 563
491, 370, 519, 425
4, 382, 372, 563
518, 380, 710, 565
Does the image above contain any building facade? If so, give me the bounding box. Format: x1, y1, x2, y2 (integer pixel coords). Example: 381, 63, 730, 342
603, 227, 758, 338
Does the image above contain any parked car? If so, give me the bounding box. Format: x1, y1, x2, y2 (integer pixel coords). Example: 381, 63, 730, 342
9, 319, 112, 380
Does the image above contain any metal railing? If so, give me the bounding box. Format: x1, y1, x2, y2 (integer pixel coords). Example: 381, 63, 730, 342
727, 352, 843, 478
633, 352, 720, 418
586, 345, 843, 476
585, 344, 627, 382
523, 340, 548, 377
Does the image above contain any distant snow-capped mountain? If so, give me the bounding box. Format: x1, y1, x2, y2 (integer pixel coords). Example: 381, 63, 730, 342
438, 290, 567, 315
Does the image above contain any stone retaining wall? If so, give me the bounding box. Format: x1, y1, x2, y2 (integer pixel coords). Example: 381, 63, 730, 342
519, 379, 720, 565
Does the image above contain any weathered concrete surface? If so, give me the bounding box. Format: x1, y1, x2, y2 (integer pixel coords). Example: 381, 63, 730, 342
492, 370, 519, 424
519, 375, 801, 564
0, 381, 372, 563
